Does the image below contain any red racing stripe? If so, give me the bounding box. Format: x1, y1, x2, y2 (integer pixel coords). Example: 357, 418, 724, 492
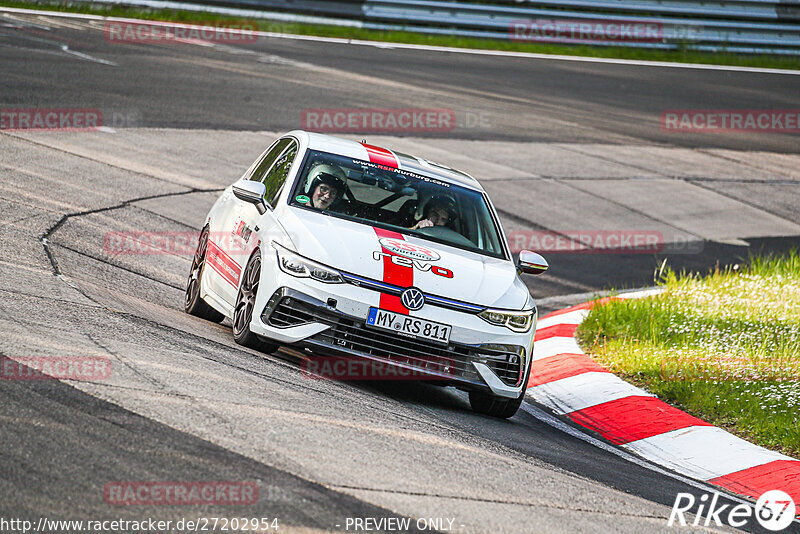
709, 460, 800, 516
372, 228, 412, 314
528, 353, 608, 387
534, 323, 578, 342
361, 143, 398, 168
566, 396, 712, 445
206, 240, 241, 287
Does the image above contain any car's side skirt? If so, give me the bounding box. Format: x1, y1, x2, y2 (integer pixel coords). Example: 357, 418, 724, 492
201, 284, 234, 319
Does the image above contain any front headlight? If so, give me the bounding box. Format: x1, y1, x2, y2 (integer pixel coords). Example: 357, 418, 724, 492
478, 308, 535, 333
273, 242, 344, 284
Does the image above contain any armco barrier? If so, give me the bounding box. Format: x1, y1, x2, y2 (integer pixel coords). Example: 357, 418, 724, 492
84, 0, 800, 54
443, 0, 800, 22
191, 0, 366, 18
362, 0, 800, 55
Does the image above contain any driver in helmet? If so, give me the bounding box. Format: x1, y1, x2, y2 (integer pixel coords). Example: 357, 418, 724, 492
411, 195, 457, 230
306, 163, 346, 211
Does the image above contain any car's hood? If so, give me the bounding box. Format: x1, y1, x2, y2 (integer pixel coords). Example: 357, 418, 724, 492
276, 207, 530, 309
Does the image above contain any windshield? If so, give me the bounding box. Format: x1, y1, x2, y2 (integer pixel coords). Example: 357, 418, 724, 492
288, 150, 507, 259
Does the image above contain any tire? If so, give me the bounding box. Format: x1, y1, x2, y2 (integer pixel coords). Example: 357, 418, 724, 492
185, 226, 225, 323
468, 363, 531, 419
232, 249, 279, 354
468, 390, 525, 419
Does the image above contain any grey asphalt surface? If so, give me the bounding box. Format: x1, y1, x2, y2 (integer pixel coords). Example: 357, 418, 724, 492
1, 10, 799, 151
1, 11, 799, 534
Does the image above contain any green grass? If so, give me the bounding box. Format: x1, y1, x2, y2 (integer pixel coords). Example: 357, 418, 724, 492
4, 0, 800, 70
576, 252, 800, 456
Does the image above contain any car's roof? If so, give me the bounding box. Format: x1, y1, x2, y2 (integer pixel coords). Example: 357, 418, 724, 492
286, 130, 484, 192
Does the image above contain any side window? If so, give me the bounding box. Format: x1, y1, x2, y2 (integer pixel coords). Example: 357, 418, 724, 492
248, 138, 291, 183
262, 141, 298, 207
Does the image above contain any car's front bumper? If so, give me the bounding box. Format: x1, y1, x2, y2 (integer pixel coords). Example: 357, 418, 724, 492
254, 286, 533, 398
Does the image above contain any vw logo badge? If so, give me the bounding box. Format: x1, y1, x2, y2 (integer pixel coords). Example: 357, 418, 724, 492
400, 287, 425, 311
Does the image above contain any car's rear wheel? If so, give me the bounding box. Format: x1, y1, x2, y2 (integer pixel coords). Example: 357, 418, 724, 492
185, 226, 225, 323
233, 249, 279, 354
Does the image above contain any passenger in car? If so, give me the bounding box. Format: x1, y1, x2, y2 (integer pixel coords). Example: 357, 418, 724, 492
411, 195, 457, 230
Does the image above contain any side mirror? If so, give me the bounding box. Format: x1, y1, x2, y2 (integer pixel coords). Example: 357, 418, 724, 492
232, 180, 267, 215
517, 250, 548, 275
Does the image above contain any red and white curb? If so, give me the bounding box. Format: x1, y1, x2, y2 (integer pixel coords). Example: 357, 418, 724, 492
526, 289, 800, 516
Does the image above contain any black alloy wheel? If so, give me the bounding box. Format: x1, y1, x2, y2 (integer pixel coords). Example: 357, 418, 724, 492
233, 249, 278, 354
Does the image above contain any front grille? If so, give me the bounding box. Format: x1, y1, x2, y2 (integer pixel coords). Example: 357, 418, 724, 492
264, 291, 524, 387
274, 301, 523, 387
267, 297, 315, 328
482, 351, 524, 386
311, 317, 482, 382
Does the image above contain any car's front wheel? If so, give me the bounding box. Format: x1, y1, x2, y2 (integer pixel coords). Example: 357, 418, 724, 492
469, 364, 531, 419
185, 226, 225, 323
233, 249, 279, 354
469, 390, 526, 419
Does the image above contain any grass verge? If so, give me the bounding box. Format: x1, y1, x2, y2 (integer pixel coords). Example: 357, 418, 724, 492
2, 0, 800, 70
576, 252, 800, 457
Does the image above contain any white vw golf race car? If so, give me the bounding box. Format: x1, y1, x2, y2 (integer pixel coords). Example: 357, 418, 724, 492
185, 131, 548, 418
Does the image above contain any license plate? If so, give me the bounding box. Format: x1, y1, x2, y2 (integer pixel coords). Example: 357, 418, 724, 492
366, 308, 452, 345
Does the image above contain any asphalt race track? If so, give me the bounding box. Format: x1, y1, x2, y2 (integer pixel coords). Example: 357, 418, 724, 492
1, 10, 799, 533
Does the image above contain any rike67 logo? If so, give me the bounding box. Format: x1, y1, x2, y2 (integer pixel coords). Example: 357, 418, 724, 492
756, 491, 798, 532
669, 490, 796, 531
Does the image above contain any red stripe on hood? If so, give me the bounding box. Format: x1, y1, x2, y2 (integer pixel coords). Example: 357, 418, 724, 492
361, 143, 398, 168
372, 228, 412, 314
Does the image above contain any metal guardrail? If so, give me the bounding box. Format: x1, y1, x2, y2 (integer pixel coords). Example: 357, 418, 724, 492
360, 0, 800, 54
463, 0, 800, 21
198, 0, 365, 17
92, 0, 800, 54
